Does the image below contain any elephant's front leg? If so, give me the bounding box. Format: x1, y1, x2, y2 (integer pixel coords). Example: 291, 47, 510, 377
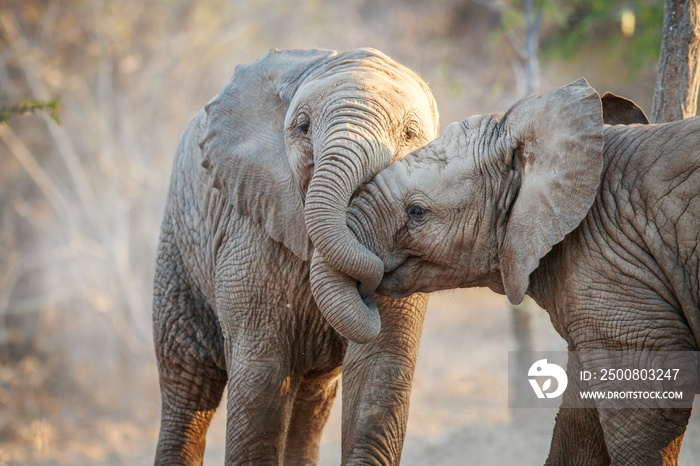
597, 408, 688, 466
283, 367, 342, 465
564, 295, 697, 466
222, 326, 300, 464
340, 293, 428, 465
546, 351, 610, 466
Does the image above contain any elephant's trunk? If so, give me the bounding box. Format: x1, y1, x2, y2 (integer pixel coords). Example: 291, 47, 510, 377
305, 127, 390, 342
309, 250, 381, 344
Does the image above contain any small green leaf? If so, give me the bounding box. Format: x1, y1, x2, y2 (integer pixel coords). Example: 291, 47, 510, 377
0, 95, 61, 124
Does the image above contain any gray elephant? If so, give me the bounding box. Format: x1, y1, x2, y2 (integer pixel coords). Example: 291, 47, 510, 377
314, 79, 700, 465
152, 48, 439, 465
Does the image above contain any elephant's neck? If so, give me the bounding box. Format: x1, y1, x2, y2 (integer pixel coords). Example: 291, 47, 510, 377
526, 252, 560, 312
523, 240, 570, 335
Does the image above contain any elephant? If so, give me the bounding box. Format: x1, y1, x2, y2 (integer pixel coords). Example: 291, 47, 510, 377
312, 79, 700, 465
152, 48, 439, 465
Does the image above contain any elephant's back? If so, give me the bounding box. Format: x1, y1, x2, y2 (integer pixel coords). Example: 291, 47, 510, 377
160, 109, 234, 303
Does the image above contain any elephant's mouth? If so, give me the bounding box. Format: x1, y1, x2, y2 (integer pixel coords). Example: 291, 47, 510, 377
379, 255, 461, 299
383, 253, 409, 275
377, 255, 420, 299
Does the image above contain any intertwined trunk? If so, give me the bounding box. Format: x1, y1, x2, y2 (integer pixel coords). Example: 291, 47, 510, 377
305, 125, 389, 343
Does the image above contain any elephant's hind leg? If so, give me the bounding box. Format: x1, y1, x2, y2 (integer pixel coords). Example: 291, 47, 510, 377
153, 239, 227, 465
284, 367, 342, 465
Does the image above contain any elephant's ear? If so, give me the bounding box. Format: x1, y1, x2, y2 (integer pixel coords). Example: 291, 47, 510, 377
499, 78, 604, 304
601, 92, 649, 125
200, 49, 336, 261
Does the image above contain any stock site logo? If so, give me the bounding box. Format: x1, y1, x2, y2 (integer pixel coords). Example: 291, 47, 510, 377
528, 359, 568, 399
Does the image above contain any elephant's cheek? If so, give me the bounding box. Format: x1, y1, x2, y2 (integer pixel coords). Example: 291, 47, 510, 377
288, 145, 315, 197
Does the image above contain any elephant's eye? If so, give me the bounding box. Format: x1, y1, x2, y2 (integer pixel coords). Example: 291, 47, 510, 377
298, 121, 310, 135
297, 114, 311, 136
403, 128, 416, 143
407, 204, 426, 220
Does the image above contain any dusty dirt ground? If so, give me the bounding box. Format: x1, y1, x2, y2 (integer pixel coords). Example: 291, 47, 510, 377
4, 288, 700, 465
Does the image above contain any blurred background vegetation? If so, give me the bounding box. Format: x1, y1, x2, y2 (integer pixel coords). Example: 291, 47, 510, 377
0, 0, 681, 464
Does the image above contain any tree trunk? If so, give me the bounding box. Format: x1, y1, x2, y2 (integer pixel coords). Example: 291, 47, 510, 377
522, 0, 543, 96
651, 0, 700, 123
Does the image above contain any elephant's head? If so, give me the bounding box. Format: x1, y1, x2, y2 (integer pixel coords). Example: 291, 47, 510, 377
199, 48, 438, 343
315, 79, 608, 323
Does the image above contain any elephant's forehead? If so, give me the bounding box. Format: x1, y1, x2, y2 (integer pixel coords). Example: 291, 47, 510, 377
408, 123, 472, 165
300, 70, 428, 106
402, 129, 480, 191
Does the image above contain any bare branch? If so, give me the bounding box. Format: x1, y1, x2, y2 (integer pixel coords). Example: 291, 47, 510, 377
0, 124, 72, 220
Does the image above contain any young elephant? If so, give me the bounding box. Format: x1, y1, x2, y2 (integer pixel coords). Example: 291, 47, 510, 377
153, 48, 439, 465
313, 79, 700, 465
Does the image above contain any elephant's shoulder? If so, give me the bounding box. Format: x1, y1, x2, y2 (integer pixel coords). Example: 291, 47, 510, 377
639, 120, 700, 200
603, 120, 700, 245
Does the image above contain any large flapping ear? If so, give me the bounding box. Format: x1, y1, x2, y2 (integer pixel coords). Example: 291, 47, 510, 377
601, 92, 649, 125
200, 49, 336, 261
499, 78, 604, 304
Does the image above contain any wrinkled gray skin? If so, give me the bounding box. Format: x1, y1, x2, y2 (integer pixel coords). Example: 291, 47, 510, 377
321, 79, 700, 465
152, 48, 438, 465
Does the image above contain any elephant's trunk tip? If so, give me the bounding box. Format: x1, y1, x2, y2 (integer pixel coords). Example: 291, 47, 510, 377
310, 251, 382, 344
